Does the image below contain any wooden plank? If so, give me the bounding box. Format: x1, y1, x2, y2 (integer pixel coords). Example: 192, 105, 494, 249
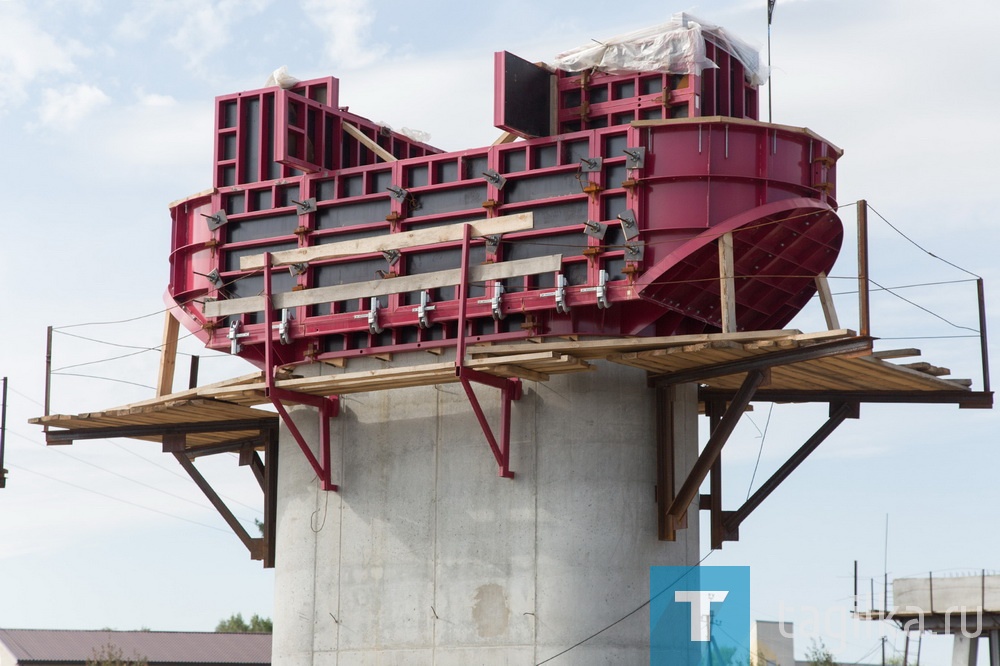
240, 212, 535, 270
900, 362, 951, 377
718, 232, 737, 333
872, 348, 921, 360
156, 313, 181, 397
469, 329, 804, 358
814, 272, 841, 330
206, 254, 562, 317
342, 121, 397, 163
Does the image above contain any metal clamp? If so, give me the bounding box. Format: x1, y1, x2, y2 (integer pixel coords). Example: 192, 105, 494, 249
623, 146, 646, 169
541, 274, 571, 314
583, 220, 608, 240
580, 156, 603, 173
579, 269, 610, 309
617, 209, 640, 240
275, 309, 293, 345
476, 283, 506, 320
625, 241, 645, 262
200, 210, 228, 231
291, 198, 317, 215
289, 262, 309, 276
228, 320, 250, 355
382, 249, 401, 267
367, 299, 383, 335
483, 234, 501, 255
413, 291, 435, 329
204, 269, 224, 289
482, 169, 507, 190
386, 185, 409, 202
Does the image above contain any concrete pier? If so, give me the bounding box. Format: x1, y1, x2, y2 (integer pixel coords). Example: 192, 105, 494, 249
272, 361, 700, 665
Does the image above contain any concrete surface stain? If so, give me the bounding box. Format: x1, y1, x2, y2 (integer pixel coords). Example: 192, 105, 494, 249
472, 583, 510, 638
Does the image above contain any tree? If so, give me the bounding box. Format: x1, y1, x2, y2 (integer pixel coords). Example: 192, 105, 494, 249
805, 638, 836, 666
215, 613, 272, 632
86, 643, 148, 666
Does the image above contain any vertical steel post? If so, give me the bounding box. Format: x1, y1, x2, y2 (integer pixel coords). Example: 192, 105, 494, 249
44, 325, 53, 433
188, 355, 200, 390
978, 278, 991, 393
0, 376, 7, 488
857, 200, 870, 337
455, 223, 473, 368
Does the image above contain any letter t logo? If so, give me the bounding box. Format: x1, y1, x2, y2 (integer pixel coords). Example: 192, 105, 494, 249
674, 590, 729, 641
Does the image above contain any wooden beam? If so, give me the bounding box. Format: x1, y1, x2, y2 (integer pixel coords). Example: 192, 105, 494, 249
814, 272, 840, 330
156, 313, 181, 397
342, 121, 397, 163
174, 452, 262, 560
207, 253, 562, 318
492, 131, 518, 145
872, 348, 921, 360
240, 212, 534, 270
719, 232, 737, 333
666, 370, 765, 525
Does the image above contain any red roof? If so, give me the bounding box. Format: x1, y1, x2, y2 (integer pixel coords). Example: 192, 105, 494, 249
0, 630, 270, 665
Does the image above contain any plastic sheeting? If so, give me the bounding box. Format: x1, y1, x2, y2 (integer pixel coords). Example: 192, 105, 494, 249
552, 13, 768, 86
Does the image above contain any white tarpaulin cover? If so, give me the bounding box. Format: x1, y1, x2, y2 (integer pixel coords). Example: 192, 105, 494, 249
552, 13, 768, 85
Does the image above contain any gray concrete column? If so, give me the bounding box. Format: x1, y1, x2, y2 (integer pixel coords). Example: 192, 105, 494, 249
272, 360, 701, 665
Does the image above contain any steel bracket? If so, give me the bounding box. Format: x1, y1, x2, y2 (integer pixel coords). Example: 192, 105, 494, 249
583, 220, 608, 240
540, 274, 571, 314
623, 146, 646, 169
228, 320, 250, 354
579, 269, 610, 308
367, 298, 383, 335
617, 208, 640, 240
414, 291, 435, 329
263, 253, 340, 492
454, 224, 519, 478
291, 198, 317, 215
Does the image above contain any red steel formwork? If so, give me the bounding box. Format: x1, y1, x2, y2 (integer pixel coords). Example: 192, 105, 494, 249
167, 34, 842, 370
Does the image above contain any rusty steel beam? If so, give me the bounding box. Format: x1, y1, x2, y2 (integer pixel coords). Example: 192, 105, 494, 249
665, 370, 765, 526
43, 417, 278, 444
173, 452, 263, 561
722, 401, 859, 540
699, 388, 992, 409
263, 427, 278, 568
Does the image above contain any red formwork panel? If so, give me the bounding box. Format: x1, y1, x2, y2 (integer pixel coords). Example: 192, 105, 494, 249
168, 48, 841, 369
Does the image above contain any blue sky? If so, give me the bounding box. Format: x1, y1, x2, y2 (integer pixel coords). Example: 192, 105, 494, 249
1, 0, 998, 662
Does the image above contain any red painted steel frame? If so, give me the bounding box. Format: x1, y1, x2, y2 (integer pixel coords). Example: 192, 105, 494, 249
263, 253, 339, 491
454, 222, 520, 478
166, 41, 843, 370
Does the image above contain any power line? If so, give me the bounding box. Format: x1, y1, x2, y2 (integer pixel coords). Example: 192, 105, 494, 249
534, 550, 716, 665
13, 464, 234, 535
869, 278, 979, 334
868, 204, 981, 279
746, 403, 774, 501
50, 372, 156, 391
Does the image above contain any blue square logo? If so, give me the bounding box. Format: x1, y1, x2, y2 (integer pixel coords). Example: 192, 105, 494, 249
650, 566, 750, 666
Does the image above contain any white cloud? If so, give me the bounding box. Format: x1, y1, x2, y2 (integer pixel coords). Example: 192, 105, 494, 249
0, 2, 85, 110
116, 0, 271, 72
300, 0, 387, 69
36, 83, 110, 129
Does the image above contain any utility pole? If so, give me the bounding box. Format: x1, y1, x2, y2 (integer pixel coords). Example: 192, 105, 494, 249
767, 0, 776, 122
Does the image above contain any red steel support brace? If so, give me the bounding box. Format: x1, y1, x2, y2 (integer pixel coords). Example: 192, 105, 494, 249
455, 224, 519, 478
263, 253, 339, 491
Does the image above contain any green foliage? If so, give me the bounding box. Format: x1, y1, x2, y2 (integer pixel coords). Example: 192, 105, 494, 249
85, 643, 148, 666
805, 638, 836, 666
215, 612, 273, 632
